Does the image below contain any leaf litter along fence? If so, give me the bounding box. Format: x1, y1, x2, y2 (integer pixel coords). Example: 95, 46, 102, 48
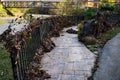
0, 15, 83, 80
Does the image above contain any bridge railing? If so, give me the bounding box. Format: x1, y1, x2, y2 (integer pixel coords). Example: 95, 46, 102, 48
0, 1, 60, 8
0, 15, 83, 80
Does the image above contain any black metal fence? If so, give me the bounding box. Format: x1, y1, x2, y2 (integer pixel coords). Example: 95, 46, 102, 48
9, 15, 82, 80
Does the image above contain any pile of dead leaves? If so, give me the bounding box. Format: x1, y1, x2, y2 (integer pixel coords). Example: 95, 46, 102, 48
42, 38, 55, 52
25, 48, 51, 80
66, 28, 77, 34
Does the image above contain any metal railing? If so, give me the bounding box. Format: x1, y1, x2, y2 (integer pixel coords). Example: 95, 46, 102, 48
0, 1, 60, 8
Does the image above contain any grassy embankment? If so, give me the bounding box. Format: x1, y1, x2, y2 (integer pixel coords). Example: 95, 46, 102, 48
0, 44, 13, 80
83, 27, 120, 51
99, 27, 120, 41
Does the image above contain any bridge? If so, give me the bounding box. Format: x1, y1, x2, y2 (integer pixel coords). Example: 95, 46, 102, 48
0, 0, 65, 8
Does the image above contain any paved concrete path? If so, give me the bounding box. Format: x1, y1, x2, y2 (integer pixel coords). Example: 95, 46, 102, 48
41, 26, 96, 80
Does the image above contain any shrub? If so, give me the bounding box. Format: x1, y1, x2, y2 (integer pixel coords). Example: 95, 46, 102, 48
83, 8, 97, 20
99, 3, 119, 12
78, 21, 84, 36
81, 36, 97, 45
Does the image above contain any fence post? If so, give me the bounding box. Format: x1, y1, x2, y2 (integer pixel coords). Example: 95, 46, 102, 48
10, 51, 18, 80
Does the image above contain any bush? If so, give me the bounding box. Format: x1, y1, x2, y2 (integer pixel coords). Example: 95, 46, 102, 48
99, 3, 119, 12
23, 8, 33, 20
83, 8, 97, 20
80, 36, 97, 45
78, 21, 84, 36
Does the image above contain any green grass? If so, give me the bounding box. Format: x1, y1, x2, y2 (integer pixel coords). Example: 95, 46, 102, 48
0, 44, 13, 80
0, 20, 5, 25
0, 4, 8, 17
85, 27, 120, 51
99, 27, 120, 41
92, 27, 120, 50
0, 3, 27, 17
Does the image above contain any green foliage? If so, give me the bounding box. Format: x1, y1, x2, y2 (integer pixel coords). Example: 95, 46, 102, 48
100, 0, 115, 2
0, 4, 7, 17
23, 8, 33, 19
83, 8, 97, 20
24, 8, 35, 14
86, 27, 120, 51
99, 3, 114, 9
0, 3, 26, 17
0, 44, 13, 80
86, 44, 98, 51
113, 4, 120, 12
99, 1, 119, 12
99, 27, 120, 41
78, 21, 84, 36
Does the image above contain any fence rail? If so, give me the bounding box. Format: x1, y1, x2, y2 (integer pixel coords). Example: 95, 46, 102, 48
0, 1, 60, 8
